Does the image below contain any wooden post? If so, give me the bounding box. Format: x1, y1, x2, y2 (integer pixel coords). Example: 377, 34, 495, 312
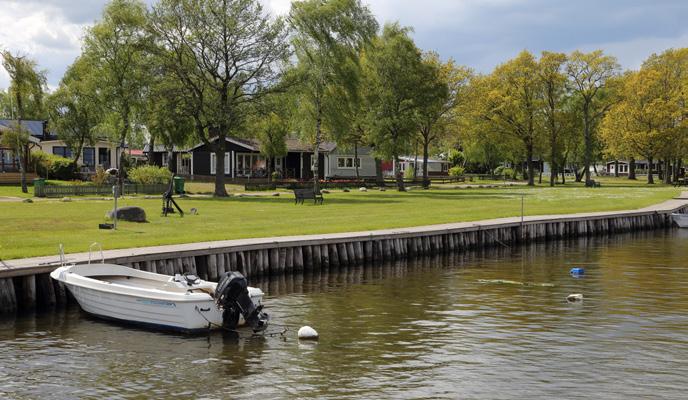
208, 254, 218, 282
313, 245, 322, 268
36, 273, 56, 308
294, 246, 304, 272
303, 245, 313, 270
53, 278, 67, 306
279, 248, 287, 274
270, 248, 280, 275
0, 278, 17, 313
21, 275, 36, 310
364, 241, 373, 262
229, 252, 238, 273
320, 244, 330, 269
330, 244, 340, 268
354, 242, 364, 263
347, 242, 356, 264
337, 243, 349, 266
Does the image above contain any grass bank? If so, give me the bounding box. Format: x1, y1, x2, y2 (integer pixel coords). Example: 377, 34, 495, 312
0, 177, 680, 260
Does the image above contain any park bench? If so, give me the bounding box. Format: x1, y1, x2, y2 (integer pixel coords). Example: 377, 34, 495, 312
293, 188, 324, 205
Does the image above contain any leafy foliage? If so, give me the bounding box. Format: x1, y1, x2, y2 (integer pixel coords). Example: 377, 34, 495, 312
128, 165, 172, 184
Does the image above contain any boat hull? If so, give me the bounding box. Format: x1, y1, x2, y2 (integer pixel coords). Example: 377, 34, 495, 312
51, 264, 263, 333
65, 282, 224, 333
672, 213, 688, 228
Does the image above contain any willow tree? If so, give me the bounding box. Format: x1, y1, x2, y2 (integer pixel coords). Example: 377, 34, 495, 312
150, 0, 290, 196
363, 24, 426, 191
567, 50, 619, 186
47, 56, 102, 167
83, 0, 149, 186
289, 0, 378, 192
1, 51, 46, 192
416, 53, 471, 188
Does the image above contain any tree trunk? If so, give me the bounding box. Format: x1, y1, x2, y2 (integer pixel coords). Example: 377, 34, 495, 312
354, 142, 360, 180
375, 158, 384, 186
422, 137, 430, 188
413, 140, 419, 181
19, 146, 27, 194
647, 156, 654, 184
583, 106, 592, 186
167, 148, 175, 174
267, 156, 272, 183
658, 159, 664, 181
664, 159, 671, 184
628, 157, 637, 180
394, 154, 405, 191
561, 169, 566, 185
526, 142, 534, 186
675, 159, 682, 180
614, 160, 619, 178
148, 136, 155, 165
313, 112, 322, 194
214, 132, 228, 197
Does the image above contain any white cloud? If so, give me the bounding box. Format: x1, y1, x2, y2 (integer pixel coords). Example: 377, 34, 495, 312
1, 0, 687, 90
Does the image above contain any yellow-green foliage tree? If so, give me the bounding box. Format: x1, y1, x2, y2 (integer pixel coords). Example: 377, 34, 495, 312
601, 69, 670, 184
567, 50, 619, 186
470, 50, 542, 186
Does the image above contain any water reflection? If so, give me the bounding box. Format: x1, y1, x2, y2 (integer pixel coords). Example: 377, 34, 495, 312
1, 230, 688, 399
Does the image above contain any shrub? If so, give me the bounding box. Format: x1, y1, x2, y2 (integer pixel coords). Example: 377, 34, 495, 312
31, 150, 53, 178
128, 165, 172, 185
447, 149, 465, 166
49, 156, 78, 180
448, 166, 465, 177
494, 166, 515, 179
92, 166, 109, 186
271, 171, 281, 181
404, 165, 415, 179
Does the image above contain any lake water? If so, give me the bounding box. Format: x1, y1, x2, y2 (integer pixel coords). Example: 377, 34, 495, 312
1, 230, 688, 399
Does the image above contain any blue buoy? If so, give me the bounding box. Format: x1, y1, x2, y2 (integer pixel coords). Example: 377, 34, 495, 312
570, 267, 585, 276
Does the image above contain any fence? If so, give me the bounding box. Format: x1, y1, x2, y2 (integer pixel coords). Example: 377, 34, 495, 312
35, 183, 169, 198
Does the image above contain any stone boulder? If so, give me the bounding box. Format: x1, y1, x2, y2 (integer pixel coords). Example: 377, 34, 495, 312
107, 206, 147, 223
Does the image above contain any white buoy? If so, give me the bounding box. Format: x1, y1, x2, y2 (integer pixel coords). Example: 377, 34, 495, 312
298, 326, 319, 340
567, 293, 584, 302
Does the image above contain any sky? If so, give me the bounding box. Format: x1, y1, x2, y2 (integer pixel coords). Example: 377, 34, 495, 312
1, 0, 687, 90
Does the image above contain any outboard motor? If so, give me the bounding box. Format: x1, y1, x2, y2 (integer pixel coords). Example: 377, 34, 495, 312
214, 271, 268, 332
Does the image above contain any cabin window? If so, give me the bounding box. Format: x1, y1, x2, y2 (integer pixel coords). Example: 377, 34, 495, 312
236, 153, 265, 177
83, 147, 95, 168
52, 146, 72, 159
210, 152, 231, 175
337, 157, 360, 169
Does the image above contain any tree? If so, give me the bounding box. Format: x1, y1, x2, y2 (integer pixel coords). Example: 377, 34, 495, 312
150, 0, 291, 196
289, 0, 378, 192
1, 51, 46, 192
46, 56, 102, 166
144, 71, 194, 174
83, 0, 149, 187
472, 50, 542, 186
416, 52, 471, 187
642, 48, 688, 184
363, 24, 426, 191
600, 70, 667, 184
251, 95, 290, 182
566, 50, 619, 186
537, 51, 568, 186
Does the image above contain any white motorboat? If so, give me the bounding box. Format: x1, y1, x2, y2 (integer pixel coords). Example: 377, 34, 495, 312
50, 263, 269, 333
671, 213, 688, 228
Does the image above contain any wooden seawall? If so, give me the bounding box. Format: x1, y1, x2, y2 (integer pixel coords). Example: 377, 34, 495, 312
2, 195, 687, 314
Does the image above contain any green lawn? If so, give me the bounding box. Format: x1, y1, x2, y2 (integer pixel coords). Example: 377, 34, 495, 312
0, 177, 681, 260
